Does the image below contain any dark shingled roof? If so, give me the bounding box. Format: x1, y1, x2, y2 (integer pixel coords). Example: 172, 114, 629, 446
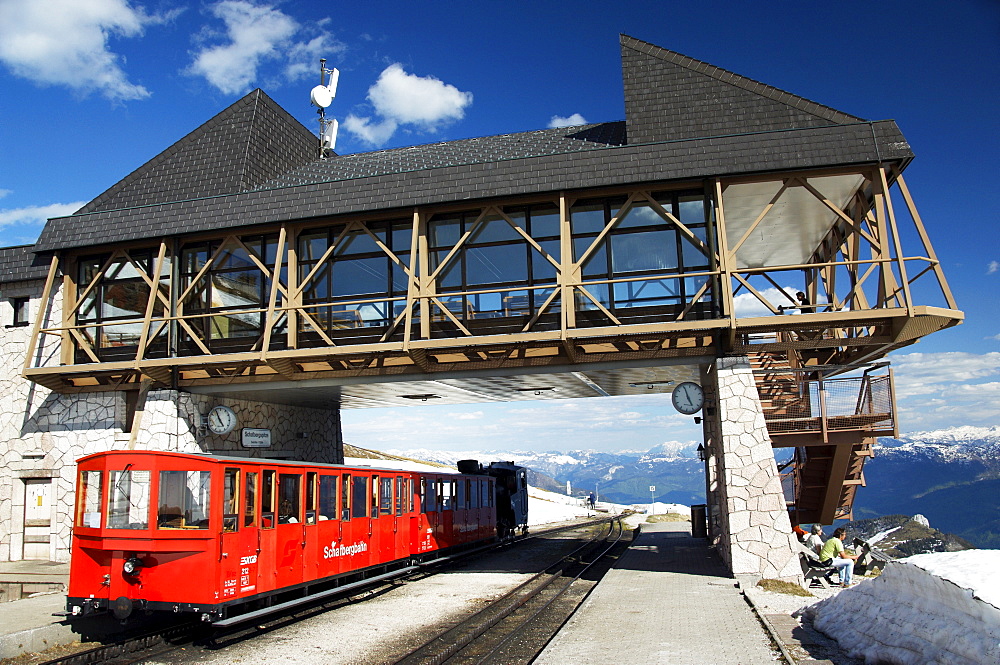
34, 35, 912, 254
77, 89, 317, 214
621, 34, 865, 145
0, 245, 52, 284
262, 122, 626, 189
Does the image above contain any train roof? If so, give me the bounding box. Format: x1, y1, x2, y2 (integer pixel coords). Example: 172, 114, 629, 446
75, 449, 469, 476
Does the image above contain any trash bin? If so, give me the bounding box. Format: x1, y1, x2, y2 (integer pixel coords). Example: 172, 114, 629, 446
691, 504, 707, 538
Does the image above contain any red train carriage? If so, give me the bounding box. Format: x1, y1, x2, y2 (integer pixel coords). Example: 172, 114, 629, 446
66, 451, 500, 622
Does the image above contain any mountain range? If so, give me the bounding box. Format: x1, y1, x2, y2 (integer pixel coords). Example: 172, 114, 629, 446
382, 425, 1000, 549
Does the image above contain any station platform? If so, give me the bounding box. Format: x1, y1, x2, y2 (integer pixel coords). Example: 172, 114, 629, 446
0, 560, 74, 660
536, 521, 789, 665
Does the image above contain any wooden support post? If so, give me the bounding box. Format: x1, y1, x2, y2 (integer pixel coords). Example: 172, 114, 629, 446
559, 192, 576, 331
891, 167, 959, 310
126, 378, 155, 450
22, 254, 60, 375
713, 179, 737, 347
260, 225, 287, 360
879, 166, 913, 316
134, 241, 168, 365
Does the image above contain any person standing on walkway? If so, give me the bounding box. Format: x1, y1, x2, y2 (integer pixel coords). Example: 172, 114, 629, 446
819, 527, 859, 586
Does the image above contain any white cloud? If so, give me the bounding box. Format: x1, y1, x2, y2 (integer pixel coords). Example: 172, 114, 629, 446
0, 202, 88, 230
732, 286, 799, 317
0, 189, 11, 200
0, 0, 167, 101
187, 1, 343, 95
549, 113, 587, 128
341, 115, 398, 146
890, 351, 1000, 431
988, 260, 999, 275
345, 63, 472, 146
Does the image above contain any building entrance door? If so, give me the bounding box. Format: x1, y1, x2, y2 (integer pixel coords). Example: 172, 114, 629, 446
23, 479, 52, 560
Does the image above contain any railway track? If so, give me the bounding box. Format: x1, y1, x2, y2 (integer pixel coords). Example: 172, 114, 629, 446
392, 517, 628, 665
32, 517, 621, 665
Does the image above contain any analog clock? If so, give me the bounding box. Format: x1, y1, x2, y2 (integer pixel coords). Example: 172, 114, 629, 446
671, 381, 704, 415
206, 405, 238, 435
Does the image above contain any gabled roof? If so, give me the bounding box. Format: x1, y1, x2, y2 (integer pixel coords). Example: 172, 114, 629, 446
0, 244, 51, 284
621, 34, 864, 145
77, 89, 317, 214
35, 36, 911, 254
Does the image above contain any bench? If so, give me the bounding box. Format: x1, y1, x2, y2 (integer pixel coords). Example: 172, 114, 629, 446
797, 542, 837, 588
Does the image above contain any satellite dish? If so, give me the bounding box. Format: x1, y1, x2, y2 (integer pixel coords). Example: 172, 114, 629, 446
321, 118, 338, 151
310, 84, 333, 108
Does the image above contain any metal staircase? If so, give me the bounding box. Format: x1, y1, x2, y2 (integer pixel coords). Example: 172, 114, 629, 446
749, 350, 895, 524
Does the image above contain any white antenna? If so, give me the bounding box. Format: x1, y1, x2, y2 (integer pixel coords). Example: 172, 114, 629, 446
311, 58, 339, 158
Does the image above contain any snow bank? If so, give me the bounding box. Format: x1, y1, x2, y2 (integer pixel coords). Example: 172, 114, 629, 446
629, 501, 691, 516
802, 551, 1000, 664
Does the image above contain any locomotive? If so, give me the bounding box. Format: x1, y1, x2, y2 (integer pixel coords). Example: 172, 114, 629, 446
66, 450, 528, 623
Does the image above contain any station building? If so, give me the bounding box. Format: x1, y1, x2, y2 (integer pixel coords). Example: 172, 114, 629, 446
0, 35, 960, 581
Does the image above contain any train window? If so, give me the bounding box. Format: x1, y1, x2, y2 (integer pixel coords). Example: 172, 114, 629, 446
351, 475, 368, 520
407, 478, 413, 513
157, 470, 210, 529
439, 479, 452, 511
319, 475, 337, 521
77, 470, 103, 528
261, 470, 275, 529
482, 479, 491, 508
244, 472, 257, 528
341, 474, 351, 520
424, 478, 436, 513
108, 469, 150, 529
278, 474, 301, 523
379, 477, 393, 516
470, 479, 479, 509
395, 476, 404, 515
223, 468, 239, 532
435, 479, 443, 512
457, 479, 465, 509
371, 475, 380, 518
305, 472, 317, 524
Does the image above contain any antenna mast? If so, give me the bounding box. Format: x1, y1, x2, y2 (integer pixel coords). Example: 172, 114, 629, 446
310, 58, 340, 159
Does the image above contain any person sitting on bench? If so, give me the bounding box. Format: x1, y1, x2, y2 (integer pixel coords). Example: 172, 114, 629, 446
819, 527, 859, 587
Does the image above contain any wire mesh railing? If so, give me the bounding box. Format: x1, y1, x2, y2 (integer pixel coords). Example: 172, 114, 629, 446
760, 373, 895, 435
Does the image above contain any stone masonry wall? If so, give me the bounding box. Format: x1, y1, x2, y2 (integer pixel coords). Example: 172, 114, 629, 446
708, 356, 801, 583
0, 280, 343, 563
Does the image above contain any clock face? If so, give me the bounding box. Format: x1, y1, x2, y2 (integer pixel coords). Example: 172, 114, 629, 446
671, 382, 704, 415
207, 406, 237, 435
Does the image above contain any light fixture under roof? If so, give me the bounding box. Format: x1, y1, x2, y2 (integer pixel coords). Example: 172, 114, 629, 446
401, 394, 441, 402
628, 380, 675, 389
516, 386, 556, 396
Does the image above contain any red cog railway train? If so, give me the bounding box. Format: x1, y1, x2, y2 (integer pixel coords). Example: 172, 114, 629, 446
66, 450, 528, 623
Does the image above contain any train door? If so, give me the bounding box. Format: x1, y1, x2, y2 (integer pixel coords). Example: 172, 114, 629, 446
257, 469, 277, 593
275, 472, 304, 588
301, 472, 320, 581
219, 467, 253, 603
391, 475, 408, 560
337, 473, 371, 570
371, 476, 390, 563
238, 470, 260, 597
316, 474, 340, 578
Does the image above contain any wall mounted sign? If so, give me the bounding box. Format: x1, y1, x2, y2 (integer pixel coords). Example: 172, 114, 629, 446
241, 428, 272, 448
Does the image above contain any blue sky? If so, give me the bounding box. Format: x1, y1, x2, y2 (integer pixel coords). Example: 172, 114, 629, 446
1, 0, 997, 452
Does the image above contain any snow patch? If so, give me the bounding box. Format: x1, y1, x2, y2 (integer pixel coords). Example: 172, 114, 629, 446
803, 551, 1000, 664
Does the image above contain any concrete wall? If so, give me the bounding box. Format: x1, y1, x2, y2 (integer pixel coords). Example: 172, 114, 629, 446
0, 282, 343, 563
704, 356, 801, 583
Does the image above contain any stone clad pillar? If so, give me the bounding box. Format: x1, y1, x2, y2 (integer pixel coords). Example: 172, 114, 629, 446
705, 356, 801, 583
